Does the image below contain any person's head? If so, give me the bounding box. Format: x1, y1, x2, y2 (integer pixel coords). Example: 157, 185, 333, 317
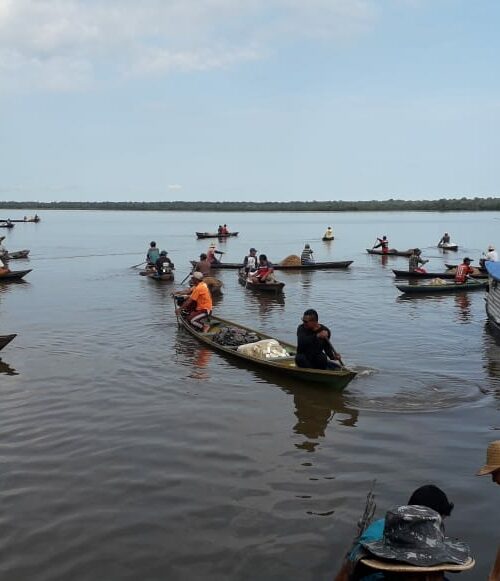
477, 440, 500, 485
382, 235, 387, 240
150, 241, 156, 248
413, 248, 421, 255
444, 232, 449, 236
192, 271, 204, 284
408, 485, 454, 518
463, 257, 471, 265
249, 247, 257, 255
160, 250, 167, 256
304, 243, 310, 249
209, 242, 216, 249
259, 254, 267, 263
224, 224, 227, 227
200, 253, 207, 260
302, 309, 319, 327
488, 244, 495, 251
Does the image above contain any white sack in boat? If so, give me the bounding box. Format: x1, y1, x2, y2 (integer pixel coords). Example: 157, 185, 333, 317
237, 339, 289, 360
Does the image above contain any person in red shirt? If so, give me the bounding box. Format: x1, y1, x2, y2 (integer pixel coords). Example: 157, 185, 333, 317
373, 235, 389, 254
454, 257, 474, 283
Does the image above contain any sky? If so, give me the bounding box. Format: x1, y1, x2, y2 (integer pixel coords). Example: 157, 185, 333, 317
1, 0, 500, 203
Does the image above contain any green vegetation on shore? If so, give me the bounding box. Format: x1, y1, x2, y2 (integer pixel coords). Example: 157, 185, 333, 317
0, 197, 499, 212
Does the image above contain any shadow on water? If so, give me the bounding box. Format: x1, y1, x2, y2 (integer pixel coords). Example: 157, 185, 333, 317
0, 359, 18, 375
482, 323, 500, 407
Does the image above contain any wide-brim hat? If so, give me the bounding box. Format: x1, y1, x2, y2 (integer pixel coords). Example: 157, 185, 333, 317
362, 505, 471, 568
360, 556, 475, 573
192, 272, 204, 280
477, 440, 500, 475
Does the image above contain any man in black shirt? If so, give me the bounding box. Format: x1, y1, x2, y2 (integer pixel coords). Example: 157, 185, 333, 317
295, 309, 342, 369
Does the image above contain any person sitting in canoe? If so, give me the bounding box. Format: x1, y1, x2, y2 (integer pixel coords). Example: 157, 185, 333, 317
207, 242, 224, 264
243, 248, 258, 274
221, 224, 229, 235
480, 244, 498, 268
0, 257, 10, 276
194, 253, 212, 276
455, 257, 474, 284
175, 272, 213, 332
323, 226, 334, 240
300, 243, 315, 265
249, 254, 275, 283
146, 241, 160, 267
372, 236, 389, 254
408, 248, 428, 273
155, 250, 174, 276
217, 225, 223, 236
438, 232, 451, 246
295, 309, 342, 370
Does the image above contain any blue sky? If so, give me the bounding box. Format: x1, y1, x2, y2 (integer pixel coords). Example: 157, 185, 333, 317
1, 0, 499, 202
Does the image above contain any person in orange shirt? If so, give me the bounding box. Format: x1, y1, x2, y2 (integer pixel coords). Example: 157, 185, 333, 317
175, 272, 213, 331
455, 257, 474, 283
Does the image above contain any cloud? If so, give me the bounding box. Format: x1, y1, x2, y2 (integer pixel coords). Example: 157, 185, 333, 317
0, 0, 377, 92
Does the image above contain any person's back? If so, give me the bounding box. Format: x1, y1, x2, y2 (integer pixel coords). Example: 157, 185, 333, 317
195, 254, 212, 275
191, 280, 213, 312
455, 259, 473, 283
147, 242, 160, 265
301, 244, 314, 264
0, 257, 9, 275
243, 249, 258, 273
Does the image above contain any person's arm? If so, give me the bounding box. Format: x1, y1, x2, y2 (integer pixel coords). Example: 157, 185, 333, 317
373, 240, 382, 249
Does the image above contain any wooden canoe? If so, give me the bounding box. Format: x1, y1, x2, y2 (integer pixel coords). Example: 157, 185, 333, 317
176, 313, 357, 389
191, 260, 353, 270
322, 236, 334, 241
438, 243, 458, 251
3, 250, 30, 260
0, 218, 40, 223
196, 232, 239, 239
367, 248, 413, 257
445, 263, 485, 272
0, 269, 31, 281
0, 334, 16, 351
0, 223, 14, 229
396, 280, 487, 294
392, 269, 487, 280
238, 271, 285, 293
139, 268, 174, 281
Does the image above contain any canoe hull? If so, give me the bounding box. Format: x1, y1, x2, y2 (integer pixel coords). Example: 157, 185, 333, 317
3, 250, 30, 260
177, 314, 356, 389
139, 269, 174, 281
0, 334, 16, 351
196, 232, 239, 239
238, 272, 285, 293
396, 281, 487, 294
192, 260, 353, 270
392, 269, 487, 280
0, 269, 31, 282
438, 243, 458, 251
322, 236, 334, 241
366, 249, 413, 257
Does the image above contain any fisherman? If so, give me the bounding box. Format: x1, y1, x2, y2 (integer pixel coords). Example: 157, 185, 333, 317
221, 224, 229, 235
0, 257, 9, 276
155, 250, 174, 276
477, 440, 500, 579
217, 225, 223, 236
455, 257, 474, 284
295, 309, 342, 370
207, 242, 224, 265
408, 248, 428, 273
373, 236, 389, 254
146, 241, 160, 267
194, 253, 212, 276
480, 244, 499, 268
438, 232, 451, 245
300, 243, 315, 265
243, 248, 258, 274
175, 272, 213, 332
0, 237, 8, 258
323, 226, 334, 240
249, 254, 275, 283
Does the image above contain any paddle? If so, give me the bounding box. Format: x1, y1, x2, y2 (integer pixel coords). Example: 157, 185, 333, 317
326, 337, 345, 368
130, 260, 146, 269
180, 269, 194, 285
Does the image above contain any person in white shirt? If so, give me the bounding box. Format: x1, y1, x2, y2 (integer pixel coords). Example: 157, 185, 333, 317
481, 244, 499, 268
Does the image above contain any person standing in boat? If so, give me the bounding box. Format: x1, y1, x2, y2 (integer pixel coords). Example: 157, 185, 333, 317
300, 243, 315, 265
207, 242, 223, 265
243, 248, 258, 274
372, 236, 389, 254
146, 241, 160, 267
194, 253, 212, 276
455, 257, 474, 284
408, 248, 428, 273
155, 250, 174, 276
175, 272, 213, 332
249, 254, 275, 283
438, 232, 451, 246
295, 309, 341, 370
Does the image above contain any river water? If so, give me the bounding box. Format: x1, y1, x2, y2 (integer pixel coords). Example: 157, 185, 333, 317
0, 210, 498, 580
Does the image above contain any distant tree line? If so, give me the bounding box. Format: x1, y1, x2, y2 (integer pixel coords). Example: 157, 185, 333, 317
0, 197, 499, 212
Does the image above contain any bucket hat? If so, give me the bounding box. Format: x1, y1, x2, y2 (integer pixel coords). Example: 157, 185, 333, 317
192, 272, 204, 280
361, 505, 472, 569
477, 440, 500, 476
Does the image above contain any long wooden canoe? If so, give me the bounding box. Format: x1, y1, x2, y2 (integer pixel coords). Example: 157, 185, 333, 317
0, 334, 16, 351
367, 248, 413, 257
437, 243, 458, 251
196, 232, 239, 239
445, 263, 485, 272
322, 236, 334, 241
396, 280, 487, 294
0, 269, 32, 282
139, 268, 174, 281
3, 250, 30, 260
238, 271, 285, 293
0, 223, 14, 229
177, 313, 357, 389
0, 218, 40, 223
191, 260, 353, 270
392, 269, 487, 280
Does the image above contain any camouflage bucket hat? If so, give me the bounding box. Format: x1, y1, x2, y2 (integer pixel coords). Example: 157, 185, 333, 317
362, 505, 471, 568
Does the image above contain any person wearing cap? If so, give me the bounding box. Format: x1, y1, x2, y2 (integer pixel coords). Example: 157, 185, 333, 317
194, 253, 212, 276
454, 257, 474, 284
146, 241, 160, 267
207, 242, 223, 265
373, 235, 389, 254
243, 248, 258, 274
409, 248, 428, 273
175, 272, 213, 331
155, 250, 174, 276
301, 243, 315, 265
477, 440, 500, 580
481, 244, 499, 268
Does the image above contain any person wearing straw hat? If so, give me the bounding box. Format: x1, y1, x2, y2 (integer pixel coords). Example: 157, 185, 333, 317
477, 440, 500, 580
207, 242, 223, 265
354, 505, 474, 580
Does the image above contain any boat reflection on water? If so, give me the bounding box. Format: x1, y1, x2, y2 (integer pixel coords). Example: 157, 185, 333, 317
483, 324, 500, 403
245, 290, 285, 319
454, 292, 472, 323
0, 359, 18, 375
